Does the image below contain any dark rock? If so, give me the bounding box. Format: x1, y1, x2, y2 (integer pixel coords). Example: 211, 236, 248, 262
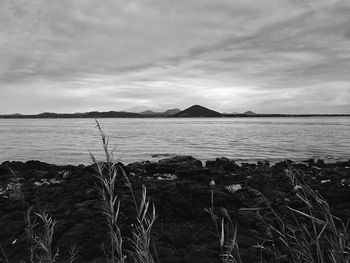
25, 160, 51, 170
206, 157, 240, 172
316, 159, 326, 167
302, 158, 315, 164
1, 158, 349, 263
158, 156, 203, 172
174, 168, 209, 180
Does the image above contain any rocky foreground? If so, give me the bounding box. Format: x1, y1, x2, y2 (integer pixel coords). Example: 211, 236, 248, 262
1, 156, 350, 263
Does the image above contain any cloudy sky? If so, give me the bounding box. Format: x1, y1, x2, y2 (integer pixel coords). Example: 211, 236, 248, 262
1, 0, 350, 114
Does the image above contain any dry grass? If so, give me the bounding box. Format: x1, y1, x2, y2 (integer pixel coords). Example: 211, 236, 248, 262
206, 180, 242, 263
257, 165, 350, 263
90, 121, 126, 263
68, 244, 79, 263
25, 206, 58, 263
129, 185, 156, 263
90, 120, 156, 263
208, 163, 350, 263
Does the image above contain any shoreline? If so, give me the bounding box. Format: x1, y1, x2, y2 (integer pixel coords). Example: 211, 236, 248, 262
1, 155, 349, 167
1, 155, 350, 262
1, 115, 350, 119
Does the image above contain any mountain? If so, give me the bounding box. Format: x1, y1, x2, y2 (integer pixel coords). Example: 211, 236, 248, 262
0, 113, 23, 118
83, 111, 141, 118
140, 110, 157, 115
139, 108, 181, 116
243, 111, 257, 116
173, 105, 223, 117
37, 112, 61, 118
0, 111, 142, 118
125, 106, 164, 113
163, 108, 181, 116
1, 109, 348, 119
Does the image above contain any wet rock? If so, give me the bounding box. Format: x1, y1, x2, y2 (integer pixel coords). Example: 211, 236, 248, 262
303, 158, 315, 164
157, 156, 203, 173
206, 157, 240, 174
59, 170, 72, 179
316, 159, 326, 167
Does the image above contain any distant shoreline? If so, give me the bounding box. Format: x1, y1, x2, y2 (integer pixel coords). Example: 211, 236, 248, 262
1, 114, 350, 119
1, 104, 349, 118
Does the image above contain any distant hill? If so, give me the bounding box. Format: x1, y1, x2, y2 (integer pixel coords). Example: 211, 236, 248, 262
1, 109, 349, 119
163, 108, 181, 116
0, 111, 142, 118
83, 111, 141, 118
139, 108, 181, 116
140, 110, 157, 115
37, 112, 61, 118
0, 113, 23, 118
174, 105, 223, 117
243, 111, 257, 116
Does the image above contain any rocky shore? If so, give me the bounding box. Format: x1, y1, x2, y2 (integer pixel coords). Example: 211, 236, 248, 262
1, 156, 350, 262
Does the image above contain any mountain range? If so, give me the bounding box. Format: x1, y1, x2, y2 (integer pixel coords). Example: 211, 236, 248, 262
0, 105, 348, 118
140, 108, 181, 116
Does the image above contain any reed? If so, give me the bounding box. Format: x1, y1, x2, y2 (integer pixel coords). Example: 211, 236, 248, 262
25, 206, 58, 263
90, 120, 156, 263
208, 163, 350, 263
129, 185, 156, 263
206, 179, 242, 263
258, 165, 350, 262
90, 121, 126, 263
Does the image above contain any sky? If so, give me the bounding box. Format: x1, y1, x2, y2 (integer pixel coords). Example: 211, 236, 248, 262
1, 0, 350, 114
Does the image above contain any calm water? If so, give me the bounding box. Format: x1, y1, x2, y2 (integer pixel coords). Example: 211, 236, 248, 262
0, 117, 349, 165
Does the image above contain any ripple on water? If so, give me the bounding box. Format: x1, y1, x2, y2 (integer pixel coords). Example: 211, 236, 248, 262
0, 117, 349, 164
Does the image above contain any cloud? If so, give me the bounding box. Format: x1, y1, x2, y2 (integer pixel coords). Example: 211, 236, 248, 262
0, 0, 350, 114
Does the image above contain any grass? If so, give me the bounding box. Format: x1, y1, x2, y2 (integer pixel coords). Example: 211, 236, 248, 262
207, 162, 350, 263
206, 180, 242, 263
256, 165, 350, 263
2, 120, 156, 263
90, 120, 156, 263
25, 206, 58, 263
129, 185, 156, 263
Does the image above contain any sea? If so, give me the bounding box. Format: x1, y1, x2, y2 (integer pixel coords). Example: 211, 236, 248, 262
0, 117, 349, 165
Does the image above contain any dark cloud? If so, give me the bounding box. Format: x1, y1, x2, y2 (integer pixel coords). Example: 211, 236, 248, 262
0, 0, 349, 114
